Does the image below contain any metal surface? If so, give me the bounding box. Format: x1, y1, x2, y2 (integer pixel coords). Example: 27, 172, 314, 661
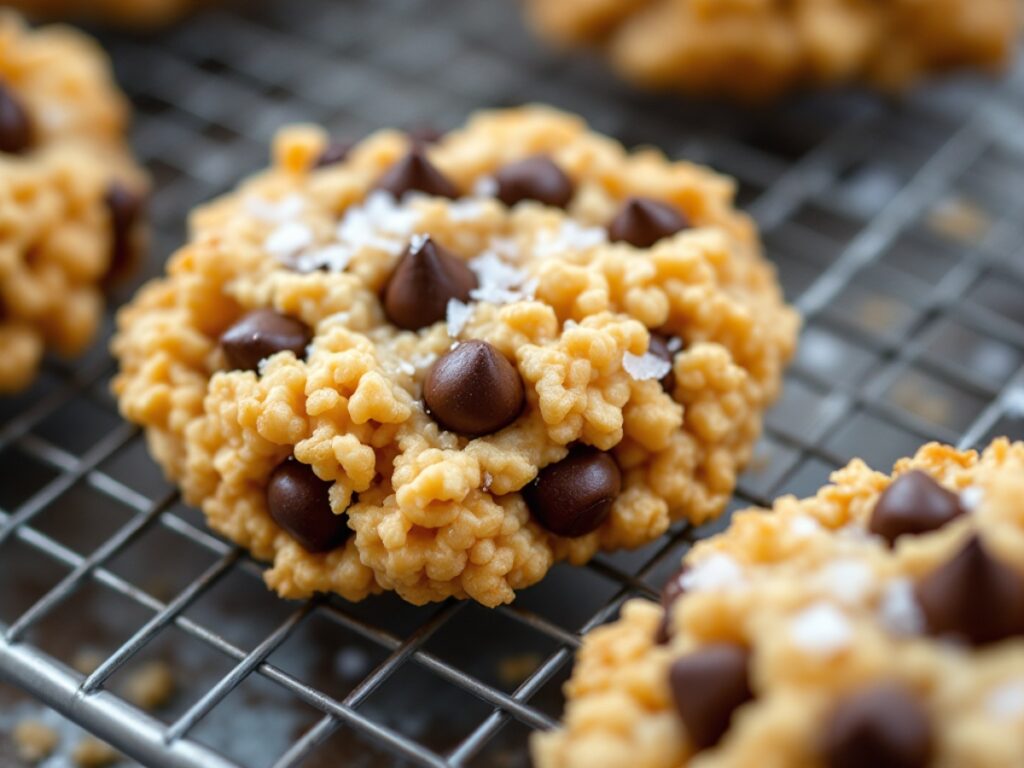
2, 1, 1024, 766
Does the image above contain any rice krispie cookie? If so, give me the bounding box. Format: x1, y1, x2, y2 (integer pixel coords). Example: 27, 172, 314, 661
113, 105, 798, 607
525, 0, 1018, 100
0, 13, 146, 392
7, 0, 200, 26
535, 439, 1024, 768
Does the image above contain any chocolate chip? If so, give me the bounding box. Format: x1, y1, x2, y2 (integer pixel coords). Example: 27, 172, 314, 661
493, 155, 574, 209
0, 82, 32, 154
374, 148, 459, 199
104, 182, 145, 279
655, 565, 687, 644
382, 235, 476, 331
869, 470, 964, 546
647, 333, 678, 393
669, 644, 753, 750
266, 459, 350, 553
608, 197, 689, 248
820, 683, 933, 768
522, 446, 621, 537
220, 309, 313, 372
424, 340, 524, 437
314, 139, 354, 169
915, 534, 1024, 646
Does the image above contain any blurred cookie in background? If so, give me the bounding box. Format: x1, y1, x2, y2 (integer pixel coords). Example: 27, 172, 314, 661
4, 0, 203, 26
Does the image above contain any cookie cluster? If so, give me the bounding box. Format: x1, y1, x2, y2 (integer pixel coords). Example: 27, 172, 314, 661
113, 106, 797, 606
525, 0, 1018, 100
0, 13, 146, 392
534, 439, 1024, 767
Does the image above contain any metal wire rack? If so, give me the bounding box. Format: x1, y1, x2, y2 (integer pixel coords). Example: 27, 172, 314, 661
2, 1, 1023, 765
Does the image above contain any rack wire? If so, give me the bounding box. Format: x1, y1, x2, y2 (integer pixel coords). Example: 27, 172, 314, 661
2, 1, 1023, 766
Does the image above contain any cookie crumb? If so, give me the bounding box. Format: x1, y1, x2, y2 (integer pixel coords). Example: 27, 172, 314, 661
122, 660, 175, 711
72, 737, 120, 768
13, 719, 59, 764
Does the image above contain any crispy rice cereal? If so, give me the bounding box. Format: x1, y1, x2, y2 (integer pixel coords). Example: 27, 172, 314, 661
113, 106, 797, 606
0, 13, 146, 392
525, 0, 1018, 100
535, 439, 1024, 768
7, 0, 200, 26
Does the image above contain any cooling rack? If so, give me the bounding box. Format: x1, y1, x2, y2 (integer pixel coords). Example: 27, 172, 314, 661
2, 1, 1023, 766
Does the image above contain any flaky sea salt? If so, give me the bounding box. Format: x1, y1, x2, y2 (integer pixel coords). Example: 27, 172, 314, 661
292, 244, 353, 273
666, 337, 684, 353
473, 176, 499, 197
535, 220, 607, 258
789, 515, 822, 538
447, 198, 490, 222
333, 191, 418, 258
446, 299, 473, 338
815, 559, 873, 605
482, 472, 494, 492
878, 579, 924, 636
246, 193, 305, 223
468, 250, 536, 304
622, 352, 672, 382
986, 680, 1024, 720
789, 603, 852, 656
960, 485, 984, 512
265, 221, 314, 259
681, 554, 746, 593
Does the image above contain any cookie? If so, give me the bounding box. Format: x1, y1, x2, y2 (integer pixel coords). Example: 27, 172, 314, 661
525, 0, 1018, 100
7, 0, 200, 26
0, 13, 146, 393
534, 439, 1024, 768
113, 105, 798, 606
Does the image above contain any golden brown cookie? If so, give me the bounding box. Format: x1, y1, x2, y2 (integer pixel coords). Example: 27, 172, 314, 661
526, 0, 1019, 100
113, 106, 798, 607
535, 438, 1024, 768
0, 13, 146, 393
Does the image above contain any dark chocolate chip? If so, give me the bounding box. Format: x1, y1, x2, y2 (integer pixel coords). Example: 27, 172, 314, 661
669, 644, 753, 750
608, 197, 689, 248
220, 309, 313, 372
382, 235, 476, 331
266, 459, 350, 553
314, 139, 354, 169
374, 148, 459, 199
915, 534, 1024, 646
104, 182, 145, 279
522, 445, 621, 537
655, 565, 688, 644
0, 82, 32, 154
869, 470, 964, 546
820, 683, 933, 768
493, 155, 574, 209
424, 340, 524, 437
647, 333, 678, 393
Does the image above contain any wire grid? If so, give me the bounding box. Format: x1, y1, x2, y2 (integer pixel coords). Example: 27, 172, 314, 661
2, 1, 1024, 766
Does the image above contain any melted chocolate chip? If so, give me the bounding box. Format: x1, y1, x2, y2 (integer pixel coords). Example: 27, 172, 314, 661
266, 459, 350, 553
608, 197, 689, 248
382, 235, 476, 331
915, 535, 1024, 646
869, 470, 964, 546
0, 82, 32, 154
820, 683, 933, 768
424, 340, 524, 437
669, 644, 753, 750
314, 139, 354, 169
647, 333, 678, 393
105, 182, 145, 279
220, 309, 312, 372
493, 155, 574, 209
656, 565, 688, 644
374, 148, 458, 199
522, 446, 621, 538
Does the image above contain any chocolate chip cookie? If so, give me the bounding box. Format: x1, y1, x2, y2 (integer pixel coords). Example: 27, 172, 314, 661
113, 106, 797, 606
535, 439, 1024, 767
0, 13, 146, 393
525, 0, 1018, 100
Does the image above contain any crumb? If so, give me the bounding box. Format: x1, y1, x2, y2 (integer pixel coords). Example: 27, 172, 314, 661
498, 653, 541, 687
121, 660, 175, 711
72, 737, 120, 768
13, 719, 59, 764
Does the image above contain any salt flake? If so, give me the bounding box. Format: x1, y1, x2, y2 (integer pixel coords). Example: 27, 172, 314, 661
265, 221, 313, 259
681, 554, 746, 593
789, 603, 852, 657
878, 579, 924, 636
815, 560, 873, 605
473, 176, 499, 197
446, 299, 472, 338
246, 193, 305, 223
986, 680, 1024, 721
789, 516, 822, 538
622, 352, 672, 382
960, 485, 984, 512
